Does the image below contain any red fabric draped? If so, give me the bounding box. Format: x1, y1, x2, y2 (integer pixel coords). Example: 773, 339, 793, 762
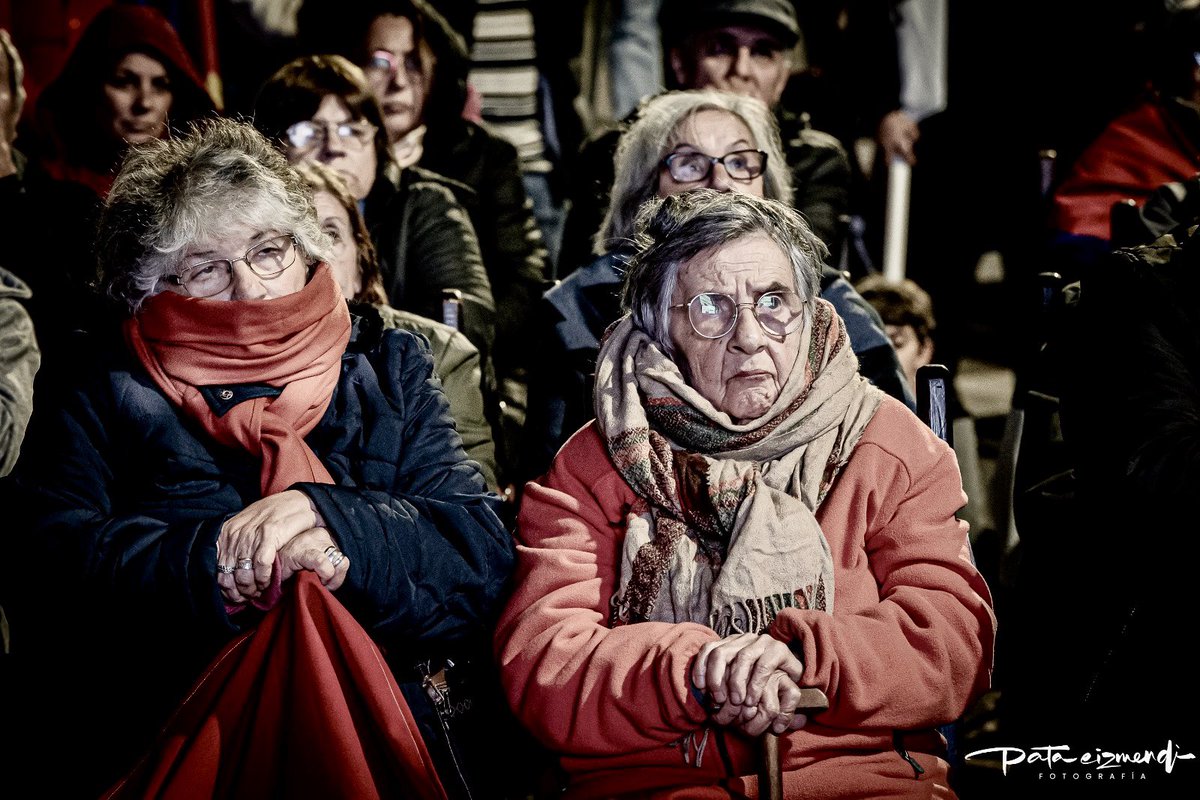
124, 264, 352, 497
104, 573, 448, 800
1053, 99, 1200, 240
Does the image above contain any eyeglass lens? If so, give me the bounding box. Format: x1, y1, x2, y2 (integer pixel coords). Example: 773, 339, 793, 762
365, 50, 398, 78
688, 291, 803, 338
666, 149, 765, 183
286, 120, 373, 150
178, 235, 297, 297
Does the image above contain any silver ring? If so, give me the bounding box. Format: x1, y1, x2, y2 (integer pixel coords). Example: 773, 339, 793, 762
236, 558, 254, 570
323, 545, 338, 557
328, 550, 346, 568
216, 564, 235, 575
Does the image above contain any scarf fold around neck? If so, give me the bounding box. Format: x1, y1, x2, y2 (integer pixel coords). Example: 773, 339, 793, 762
124, 264, 352, 497
595, 298, 883, 636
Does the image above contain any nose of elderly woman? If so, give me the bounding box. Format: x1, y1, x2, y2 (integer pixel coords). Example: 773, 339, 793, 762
228, 261, 270, 301
728, 303, 767, 352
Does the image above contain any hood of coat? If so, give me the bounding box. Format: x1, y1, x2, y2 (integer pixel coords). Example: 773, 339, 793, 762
34, 4, 216, 168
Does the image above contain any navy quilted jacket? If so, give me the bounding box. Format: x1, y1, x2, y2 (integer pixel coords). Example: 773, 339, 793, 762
5, 317, 514, 794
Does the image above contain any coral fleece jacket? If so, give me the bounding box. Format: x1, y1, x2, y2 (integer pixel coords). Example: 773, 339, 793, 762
495, 397, 995, 799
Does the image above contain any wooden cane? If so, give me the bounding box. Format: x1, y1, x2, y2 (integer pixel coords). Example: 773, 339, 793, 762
758, 688, 827, 800
759, 733, 783, 800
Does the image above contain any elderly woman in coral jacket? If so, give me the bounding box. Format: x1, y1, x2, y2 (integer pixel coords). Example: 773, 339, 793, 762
496, 190, 994, 799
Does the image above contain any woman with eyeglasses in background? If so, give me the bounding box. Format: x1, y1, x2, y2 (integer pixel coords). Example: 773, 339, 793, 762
254, 54, 495, 365
348, 0, 550, 494
520, 89, 910, 483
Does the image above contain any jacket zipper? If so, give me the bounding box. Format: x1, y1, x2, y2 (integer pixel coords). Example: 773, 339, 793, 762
893, 731, 926, 779
418, 659, 474, 800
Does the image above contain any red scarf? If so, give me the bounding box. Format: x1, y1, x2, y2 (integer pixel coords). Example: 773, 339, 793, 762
124, 264, 352, 497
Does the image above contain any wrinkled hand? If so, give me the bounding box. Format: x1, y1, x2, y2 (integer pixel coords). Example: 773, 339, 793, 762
692, 633, 809, 736
712, 671, 810, 736
216, 490, 325, 604
878, 109, 920, 166
278, 527, 349, 590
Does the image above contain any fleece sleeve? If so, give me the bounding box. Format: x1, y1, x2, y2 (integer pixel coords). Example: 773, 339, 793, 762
494, 426, 715, 755
768, 426, 995, 731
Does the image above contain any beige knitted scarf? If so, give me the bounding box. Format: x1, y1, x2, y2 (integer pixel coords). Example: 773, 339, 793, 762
595, 298, 882, 635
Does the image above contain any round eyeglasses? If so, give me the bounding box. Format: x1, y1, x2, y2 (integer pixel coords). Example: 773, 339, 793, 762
661, 149, 767, 183
285, 119, 377, 151
165, 235, 299, 298
670, 290, 805, 339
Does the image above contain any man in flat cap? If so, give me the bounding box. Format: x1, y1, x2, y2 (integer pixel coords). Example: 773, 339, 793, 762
662, 0, 801, 108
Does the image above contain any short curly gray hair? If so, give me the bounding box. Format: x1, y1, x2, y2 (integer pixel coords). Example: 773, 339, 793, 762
98, 117, 332, 313
597, 89, 793, 255
622, 189, 823, 356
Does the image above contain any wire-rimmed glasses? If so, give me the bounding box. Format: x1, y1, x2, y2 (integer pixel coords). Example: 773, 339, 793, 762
164, 235, 299, 298
670, 290, 804, 339
285, 119, 377, 152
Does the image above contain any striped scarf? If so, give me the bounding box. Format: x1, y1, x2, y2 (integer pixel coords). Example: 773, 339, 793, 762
595, 299, 882, 635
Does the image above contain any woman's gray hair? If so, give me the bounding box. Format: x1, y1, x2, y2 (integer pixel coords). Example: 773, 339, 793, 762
98, 117, 332, 313
597, 89, 793, 254
622, 189, 823, 356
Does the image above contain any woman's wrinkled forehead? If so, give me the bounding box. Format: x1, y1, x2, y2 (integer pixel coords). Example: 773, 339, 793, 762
674, 233, 795, 296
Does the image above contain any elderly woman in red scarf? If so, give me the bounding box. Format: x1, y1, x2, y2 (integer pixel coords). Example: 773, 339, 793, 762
496, 190, 995, 798
5, 118, 512, 798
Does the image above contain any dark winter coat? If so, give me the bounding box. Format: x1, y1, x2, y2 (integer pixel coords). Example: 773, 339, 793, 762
1004, 226, 1200, 772
420, 120, 550, 376
364, 166, 496, 363
4, 317, 513, 796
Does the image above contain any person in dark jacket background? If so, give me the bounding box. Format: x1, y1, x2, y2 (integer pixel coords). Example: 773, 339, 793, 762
253, 54, 496, 365
3, 118, 513, 798
1002, 224, 1200, 789
521, 89, 911, 482
5, 8, 216, 374
295, 159, 498, 490
350, 0, 550, 487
